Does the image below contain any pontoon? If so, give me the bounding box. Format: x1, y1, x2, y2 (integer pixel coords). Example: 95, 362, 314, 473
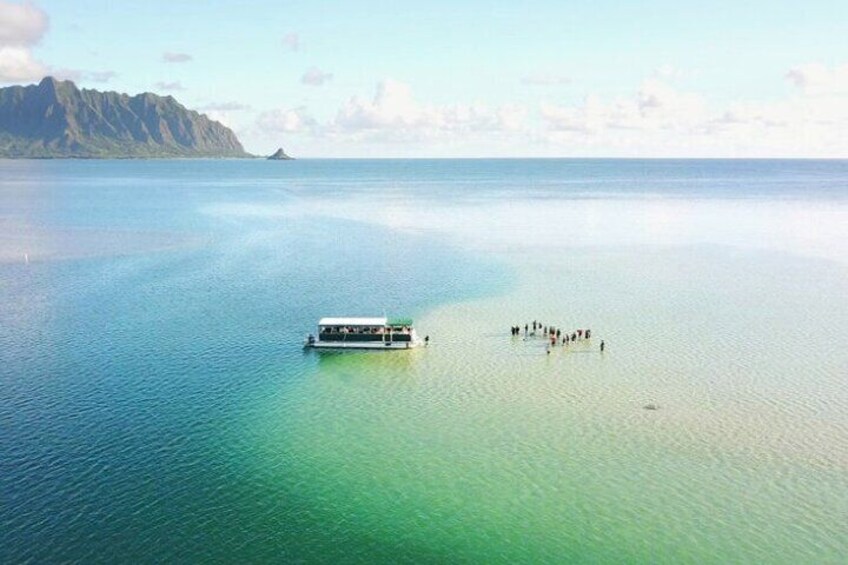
304, 317, 424, 350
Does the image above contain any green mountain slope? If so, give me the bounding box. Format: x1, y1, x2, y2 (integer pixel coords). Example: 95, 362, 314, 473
0, 77, 250, 158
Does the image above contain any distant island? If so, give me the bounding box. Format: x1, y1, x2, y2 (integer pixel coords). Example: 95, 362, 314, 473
267, 147, 294, 160
0, 77, 250, 158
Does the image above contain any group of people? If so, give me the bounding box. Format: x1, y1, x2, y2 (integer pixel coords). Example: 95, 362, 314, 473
510, 320, 605, 353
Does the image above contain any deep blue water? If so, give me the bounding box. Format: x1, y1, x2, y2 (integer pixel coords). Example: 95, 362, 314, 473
2, 159, 514, 562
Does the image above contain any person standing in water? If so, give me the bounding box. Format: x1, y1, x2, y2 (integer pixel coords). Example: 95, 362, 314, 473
600, 340, 605, 352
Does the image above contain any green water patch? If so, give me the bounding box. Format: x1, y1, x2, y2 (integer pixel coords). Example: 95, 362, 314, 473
252, 350, 845, 562
241, 244, 848, 563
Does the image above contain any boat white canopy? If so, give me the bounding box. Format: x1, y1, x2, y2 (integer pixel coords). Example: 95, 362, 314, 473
318, 317, 388, 327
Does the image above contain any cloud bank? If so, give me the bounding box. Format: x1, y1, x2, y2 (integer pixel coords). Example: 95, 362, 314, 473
0, 0, 46, 46
785, 63, 848, 96
256, 62, 848, 157
328, 79, 526, 141
540, 78, 707, 134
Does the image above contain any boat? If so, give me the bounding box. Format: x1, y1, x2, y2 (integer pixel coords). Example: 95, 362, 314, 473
304, 317, 424, 350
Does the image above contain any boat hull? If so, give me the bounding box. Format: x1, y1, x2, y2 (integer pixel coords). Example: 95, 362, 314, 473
305, 339, 423, 350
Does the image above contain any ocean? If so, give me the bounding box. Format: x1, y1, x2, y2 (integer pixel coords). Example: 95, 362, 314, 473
1, 159, 847, 563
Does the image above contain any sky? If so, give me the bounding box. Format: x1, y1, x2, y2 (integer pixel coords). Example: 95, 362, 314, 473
0, 0, 847, 157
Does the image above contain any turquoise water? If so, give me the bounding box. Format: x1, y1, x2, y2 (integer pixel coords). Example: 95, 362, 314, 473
2, 159, 847, 563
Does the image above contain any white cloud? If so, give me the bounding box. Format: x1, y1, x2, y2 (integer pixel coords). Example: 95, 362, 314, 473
282, 32, 299, 51
162, 52, 192, 63
301, 67, 332, 86
251, 80, 528, 153
541, 79, 707, 135
330, 79, 527, 140
257, 106, 316, 133
199, 101, 251, 129
538, 65, 848, 157
0, 1, 48, 82
785, 62, 848, 96
0, 1, 47, 47
0, 5, 114, 87
707, 101, 789, 130
637, 78, 707, 126
697, 63, 848, 156
0, 45, 45, 81
496, 104, 527, 131
539, 101, 588, 133
247, 65, 848, 157
334, 79, 418, 130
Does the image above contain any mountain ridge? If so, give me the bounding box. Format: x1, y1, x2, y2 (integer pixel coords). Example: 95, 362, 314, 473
0, 77, 250, 158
